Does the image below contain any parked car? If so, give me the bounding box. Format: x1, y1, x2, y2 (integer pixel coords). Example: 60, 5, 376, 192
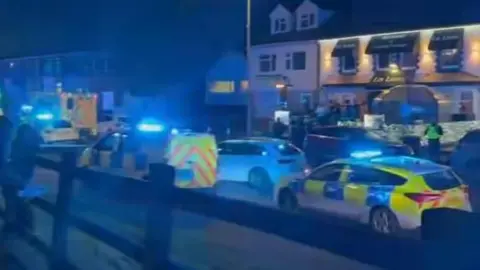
304, 126, 413, 168
450, 129, 480, 187
277, 155, 471, 234
217, 137, 307, 197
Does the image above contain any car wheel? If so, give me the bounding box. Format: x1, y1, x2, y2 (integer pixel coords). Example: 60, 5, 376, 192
278, 189, 298, 212
248, 168, 273, 198
369, 207, 400, 235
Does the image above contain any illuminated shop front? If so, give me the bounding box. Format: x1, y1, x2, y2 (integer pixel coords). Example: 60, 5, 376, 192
319, 24, 480, 124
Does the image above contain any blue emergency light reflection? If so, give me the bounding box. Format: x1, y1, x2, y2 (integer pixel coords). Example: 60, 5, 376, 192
21, 105, 33, 112
35, 113, 53, 121
350, 150, 382, 159
137, 122, 164, 132
171, 128, 179, 135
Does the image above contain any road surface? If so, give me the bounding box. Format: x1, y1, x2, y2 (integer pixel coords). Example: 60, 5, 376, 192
24, 165, 382, 270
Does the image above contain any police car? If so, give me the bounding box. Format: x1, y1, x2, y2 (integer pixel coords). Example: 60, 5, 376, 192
217, 137, 307, 197
277, 151, 471, 234
79, 119, 218, 189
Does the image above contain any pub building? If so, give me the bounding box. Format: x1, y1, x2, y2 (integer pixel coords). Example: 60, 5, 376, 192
319, 24, 480, 124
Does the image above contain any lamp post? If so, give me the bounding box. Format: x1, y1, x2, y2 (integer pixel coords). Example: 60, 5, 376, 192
246, 0, 253, 135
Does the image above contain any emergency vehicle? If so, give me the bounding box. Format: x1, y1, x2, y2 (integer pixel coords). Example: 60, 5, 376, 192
23, 91, 98, 142
79, 119, 218, 189
277, 152, 471, 234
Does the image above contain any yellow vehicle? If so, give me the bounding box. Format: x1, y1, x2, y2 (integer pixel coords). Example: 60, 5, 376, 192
277, 153, 471, 234
60, 92, 98, 136
79, 123, 218, 189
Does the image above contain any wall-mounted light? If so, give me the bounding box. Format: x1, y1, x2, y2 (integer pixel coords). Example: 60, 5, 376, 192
389, 63, 400, 74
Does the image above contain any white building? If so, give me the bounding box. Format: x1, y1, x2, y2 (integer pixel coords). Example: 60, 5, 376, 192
249, 0, 480, 129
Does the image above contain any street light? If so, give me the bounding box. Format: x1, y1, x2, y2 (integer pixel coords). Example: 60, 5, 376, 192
246, 0, 253, 136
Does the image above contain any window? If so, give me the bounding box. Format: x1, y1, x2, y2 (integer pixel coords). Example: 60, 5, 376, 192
276, 143, 301, 156
285, 53, 292, 70
292, 52, 306, 70
376, 170, 407, 186
376, 53, 417, 70
210, 81, 235, 93
52, 120, 72, 129
340, 55, 356, 74
66, 97, 75, 110
437, 49, 462, 71
218, 142, 265, 156
300, 13, 315, 29
423, 170, 462, 191
347, 165, 379, 184
274, 18, 287, 33
259, 54, 276, 72
309, 164, 344, 182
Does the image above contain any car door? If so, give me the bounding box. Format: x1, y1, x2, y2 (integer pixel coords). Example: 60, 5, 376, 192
342, 165, 386, 219
299, 163, 349, 215
90, 133, 122, 168
217, 142, 237, 181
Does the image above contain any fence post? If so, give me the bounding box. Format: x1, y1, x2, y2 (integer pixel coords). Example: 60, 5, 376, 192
49, 151, 77, 270
143, 163, 175, 270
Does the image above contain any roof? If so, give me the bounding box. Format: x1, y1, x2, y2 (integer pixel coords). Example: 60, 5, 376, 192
338, 156, 448, 175
252, 0, 480, 45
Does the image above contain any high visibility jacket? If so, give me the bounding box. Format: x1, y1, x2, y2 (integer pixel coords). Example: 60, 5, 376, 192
425, 125, 442, 140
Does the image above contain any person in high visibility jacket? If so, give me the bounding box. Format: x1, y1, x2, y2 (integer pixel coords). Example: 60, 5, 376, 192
424, 121, 444, 162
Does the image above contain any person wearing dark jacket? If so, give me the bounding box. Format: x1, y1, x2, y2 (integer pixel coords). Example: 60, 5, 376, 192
2, 122, 42, 233
272, 118, 287, 139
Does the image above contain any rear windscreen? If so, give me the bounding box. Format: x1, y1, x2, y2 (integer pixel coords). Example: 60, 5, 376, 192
423, 170, 462, 191
277, 143, 302, 156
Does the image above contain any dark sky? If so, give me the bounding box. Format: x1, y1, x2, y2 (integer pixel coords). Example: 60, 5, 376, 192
0, 0, 476, 87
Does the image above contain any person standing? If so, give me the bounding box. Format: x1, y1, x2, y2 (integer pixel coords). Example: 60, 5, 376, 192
272, 117, 287, 139
424, 121, 443, 162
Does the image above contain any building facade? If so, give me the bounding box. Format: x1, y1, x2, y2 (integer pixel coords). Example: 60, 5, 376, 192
319, 24, 480, 123
249, 0, 480, 128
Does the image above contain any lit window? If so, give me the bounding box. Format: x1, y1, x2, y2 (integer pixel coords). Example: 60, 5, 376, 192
241, 80, 249, 91
259, 54, 277, 72
376, 53, 417, 71
437, 49, 462, 71
210, 81, 235, 93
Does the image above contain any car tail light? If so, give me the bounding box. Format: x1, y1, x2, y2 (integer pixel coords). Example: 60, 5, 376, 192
405, 193, 442, 204
278, 159, 294, 164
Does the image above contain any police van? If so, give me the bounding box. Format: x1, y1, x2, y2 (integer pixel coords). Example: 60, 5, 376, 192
79, 119, 218, 189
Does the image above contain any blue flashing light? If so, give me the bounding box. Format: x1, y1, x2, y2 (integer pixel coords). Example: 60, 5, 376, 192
137, 119, 164, 132
21, 104, 33, 113
350, 150, 382, 159
171, 128, 179, 135
35, 113, 53, 121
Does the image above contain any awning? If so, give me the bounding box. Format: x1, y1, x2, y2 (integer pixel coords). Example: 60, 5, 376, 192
331, 38, 359, 57
428, 28, 464, 51
365, 33, 419, 54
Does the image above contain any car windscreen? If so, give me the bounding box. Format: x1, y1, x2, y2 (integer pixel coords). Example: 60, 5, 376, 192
423, 170, 463, 191
52, 120, 72, 129
277, 143, 302, 156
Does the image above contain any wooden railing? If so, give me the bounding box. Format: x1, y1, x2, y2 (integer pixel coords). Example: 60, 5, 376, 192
1, 151, 480, 270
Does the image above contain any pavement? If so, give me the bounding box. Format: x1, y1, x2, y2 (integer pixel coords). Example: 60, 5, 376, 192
14, 165, 382, 270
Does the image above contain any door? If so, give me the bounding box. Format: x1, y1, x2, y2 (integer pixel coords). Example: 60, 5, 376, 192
217, 142, 239, 181
343, 165, 405, 220
300, 163, 348, 215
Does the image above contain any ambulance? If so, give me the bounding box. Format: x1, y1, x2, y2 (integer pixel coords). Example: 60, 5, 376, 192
79, 119, 218, 190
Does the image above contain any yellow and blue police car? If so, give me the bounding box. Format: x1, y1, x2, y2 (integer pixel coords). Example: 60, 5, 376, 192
277, 151, 472, 234
79, 119, 218, 190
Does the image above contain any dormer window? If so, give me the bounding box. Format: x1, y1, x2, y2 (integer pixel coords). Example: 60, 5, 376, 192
274, 18, 288, 33
300, 13, 315, 29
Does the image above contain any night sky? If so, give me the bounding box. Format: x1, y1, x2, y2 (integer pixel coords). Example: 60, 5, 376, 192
0, 0, 477, 87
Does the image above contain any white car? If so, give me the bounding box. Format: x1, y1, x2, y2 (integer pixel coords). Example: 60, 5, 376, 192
217, 137, 307, 197
41, 120, 80, 143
